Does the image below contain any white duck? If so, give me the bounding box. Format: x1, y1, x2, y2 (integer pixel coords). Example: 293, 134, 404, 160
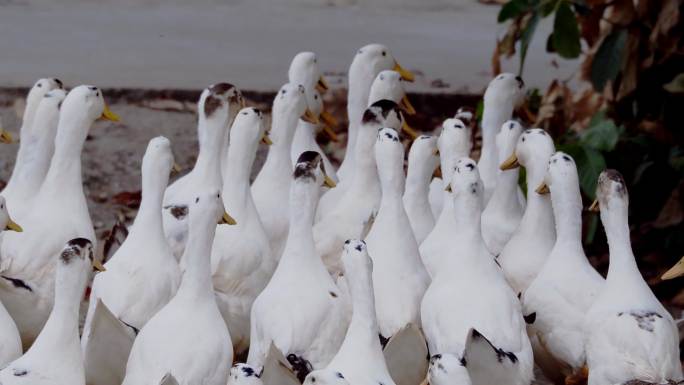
403, 135, 439, 245
288, 52, 339, 181
252, 83, 320, 260
163, 83, 243, 259
307, 239, 396, 385
0, 85, 118, 347
82, 136, 181, 385
0, 238, 103, 385
481, 120, 525, 256
314, 100, 405, 274
0, 197, 22, 367
522, 151, 605, 384
248, 151, 347, 382
366, 127, 430, 385
478, 73, 525, 202
336, 44, 413, 182
585, 170, 683, 385
317, 69, 415, 220
366, 127, 429, 340
227, 363, 264, 385
2, 86, 66, 218
419, 118, 472, 278
420, 158, 533, 385
123, 190, 234, 385
497, 128, 556, 294
211, 107, 274, 355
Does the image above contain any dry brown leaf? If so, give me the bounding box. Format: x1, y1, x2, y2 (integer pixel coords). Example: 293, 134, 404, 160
617, 29, 640, 99
492, 39, 502, 76
654, 181, 684, 229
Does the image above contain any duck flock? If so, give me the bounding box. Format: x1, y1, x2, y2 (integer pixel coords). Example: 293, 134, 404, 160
0, 43, 681, 385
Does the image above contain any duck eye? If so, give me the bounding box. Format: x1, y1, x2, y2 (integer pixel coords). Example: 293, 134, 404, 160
382, 51, 386, 56
314, 95, 318, 100
37, 83, 42, 88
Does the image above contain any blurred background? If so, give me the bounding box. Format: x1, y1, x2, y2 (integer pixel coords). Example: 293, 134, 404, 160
1, 0, 683, 319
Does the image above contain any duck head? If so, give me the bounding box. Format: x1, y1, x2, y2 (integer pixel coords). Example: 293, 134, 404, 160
590, 169, 628, 214
23, 78, 64, 130
483, 73, 525, 109
192, 190, 236, 226
293, 151, 336, 188
361, 99, 405, 135
535, 151, 579, 195
199, 82, 243, 125
495, 120, 524, 165
142, 136, 176, 186
352, 44, 414, 82
0, 196, 22, 232
500, 128, 554, 173
60, 85, 119, 127
408, 134, 440, 178
369, 70, 416, 115
288, 51, 328, 94
438, 118, 472, 165
447, 158, 484, 207
342, 239, 373, 280
376, 127, 405, 193
60, 237, 104, 273
273, 83, 319, 128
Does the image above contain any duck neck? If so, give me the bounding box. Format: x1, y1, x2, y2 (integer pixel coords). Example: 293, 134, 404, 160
177, 214, 217, 299
480, 105, 513, 184
378, 160, 405, 209
454, 194, 484, 244
344, 68, 374, 166
131, 169, 168, 240
281, 180, 318, 263
346, 261, 381, 346
520, 162, 554, 233
194, 115, 225, 184
268, 108, 299, 166
36, 265, 85, 350
602, 203, 640, 280
405, 159, 432, 201
351, 126, 379, 186
550, 182, 583, 249
223, 138, 256, 208
41, 110, 90, 193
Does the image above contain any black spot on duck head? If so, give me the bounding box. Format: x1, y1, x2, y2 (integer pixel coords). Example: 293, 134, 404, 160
362, 99, 400, 124
54, 78, 63, 89
515, 76, 524, 89
203, 95, 223, 117
61, 238, 92, 264
209, 82, 235, 96
294, 151, 322, 181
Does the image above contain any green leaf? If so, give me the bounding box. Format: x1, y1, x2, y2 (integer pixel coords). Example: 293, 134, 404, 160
591, 28, 628, 91
584, 214, 599, 245
539, 0, 560, 17
519, 12, 540, 76
498, 0, 530, 22
475, 100, 484, 123
579, 111, 624, 151
552, 1, 581, 58
664, 73, 684, 93
558, 144, 606, 199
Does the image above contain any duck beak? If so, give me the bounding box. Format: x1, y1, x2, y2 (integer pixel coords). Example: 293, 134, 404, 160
393, 61, 415, 82
261, 133, 273, 145
0, 129, 13, 144
499, 153, 520, 170
100, 103, 120, 122
219, 211, 237, 225
171, 162, 182, 175
323, 174, 337, 188
444, 184, 452, 192
662, 258, 684, 280
5, 218, 22, 232
92, 258, 106, 273
535, 182, 550, 195
316, 76, 330, 93
401, 121, 419, 139
433, 165, 442, 179
301, 109, 320, 124
588, 199, 600, 212
400, 95, 416, 115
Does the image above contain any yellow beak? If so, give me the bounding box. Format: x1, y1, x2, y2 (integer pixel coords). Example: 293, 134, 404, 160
588, 199, 599, 212
662, 257, 684, 280
5, 218, 22, 232
92, 258, 106, 272
100, 104, 120, 122
316, 76, 330, 93
393, 62, 415, 82
261, 133, 273, 145
400, 95, 416, 115
172, 162, 182, 174
220, 211, 237, 225
402, 121, 419, 139
323, 174, 337, 188
499, 153, 520, 170
535, 182, 550, 195
0, 129, 13, 144
320, 110, 338, 128
301, 109, 320, 124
